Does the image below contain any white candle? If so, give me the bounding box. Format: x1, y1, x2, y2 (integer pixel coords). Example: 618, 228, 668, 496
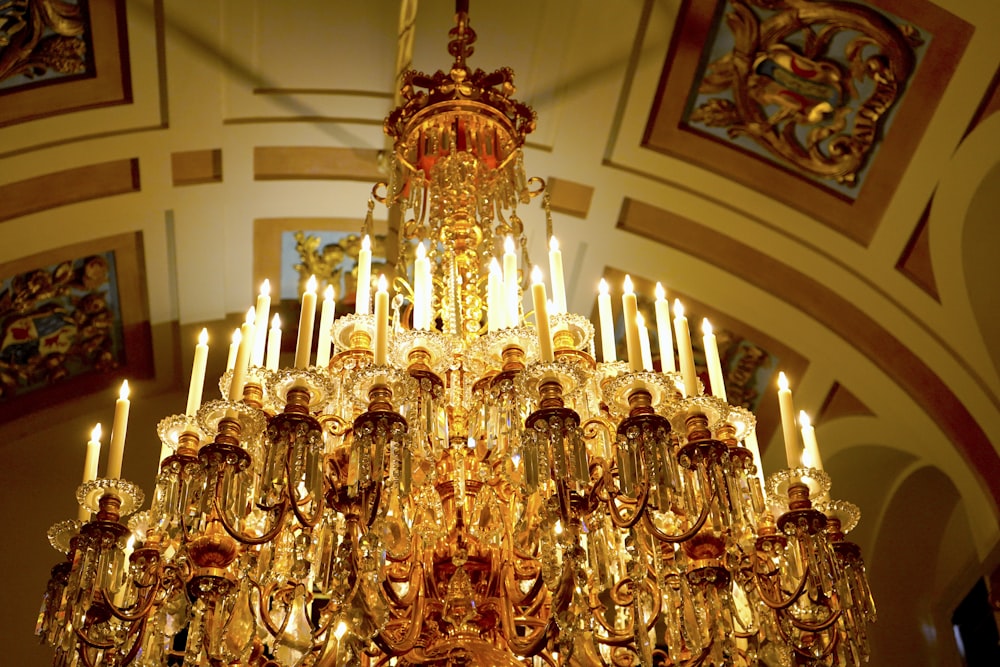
598, 279, 616, 363
548, 236, 567, 314
295, 276, 318, 368
229, 308, 256, 401
266, 314, 282, 371
250, 280, 271, 367
745, 429, 766, 487
487, 258, 504, 332
622, 275, 642, 372
413, 242, 430, 330
654, 283, 675, 372
374, 275, 389, 365
503, 236, 518, 327
226, 328, 241, 371
777, 372, 801, 468
701, 318, 727, 402
316, 285, 336, 368
78, 424, 102, 521
356, 235, 372, 315
106, 381, 130, 478
531, 266, 554, 362
638, 313, 653, 371
673, 300, 698, 397
799, 410, 824, 471
185, 328, 209, 417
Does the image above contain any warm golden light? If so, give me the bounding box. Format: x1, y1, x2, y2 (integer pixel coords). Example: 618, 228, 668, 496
623, 274, 634, 295
119, 380, 129, 401
306, 274, 318, 293
655, 281, 666, 301
779, 370, 790, 391
260, 278, 270, 297
673, 298, 685, 319
702, 317, 713, 336
90, 423, 102, 442
598, 277, 609, 296
197, 328, 208, 345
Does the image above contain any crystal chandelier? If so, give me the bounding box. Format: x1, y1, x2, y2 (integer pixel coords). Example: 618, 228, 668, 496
37, 4, 876, 666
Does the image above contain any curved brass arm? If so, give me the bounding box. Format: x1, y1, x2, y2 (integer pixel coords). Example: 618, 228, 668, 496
373, 567, 426, 655
641, 494, 711, 544
753, 559, 809, 611
605, 482, 649, 529
214, 491, 288, 546
99, 576, 159, 623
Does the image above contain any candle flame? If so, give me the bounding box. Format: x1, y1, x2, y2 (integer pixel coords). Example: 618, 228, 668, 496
778, 371, 790, 391
324, 284, 335, 300
377, 274, 388, 291
549, 236, 559, 252
799, 410, 812, 429
599, 278, 609, 296
245, 307, 256, 325
655, 281, 666, 301
623, 274, 634, 295
636, 312, 645, 327
306, 275, 318, 293
531, 265, 543, 284
672, 299, 685, 318
91, 423, 102, 442
416, 241, 426, 259
198, 328, 208, 345
362, 235, 371, 251
271, 313, 281, 328
702, 318, 713, 336
119, 380, 129, 400
231, 328, 242, 344
554, 520, 563, 535
489, 257, 502, 275
260, 279, 270, 297
504, 236, 515, 254
334, 621, 348, 641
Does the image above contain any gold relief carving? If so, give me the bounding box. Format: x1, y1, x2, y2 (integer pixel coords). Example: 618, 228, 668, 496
0, 0, 88, 85
691, 0, 923, 185
292, 231, 389, 303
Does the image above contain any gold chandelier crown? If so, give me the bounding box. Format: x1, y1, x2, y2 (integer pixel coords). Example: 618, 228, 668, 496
384, 3, 537, 176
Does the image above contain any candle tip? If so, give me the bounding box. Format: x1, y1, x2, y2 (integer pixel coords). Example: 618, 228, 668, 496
702, 318, 712, 335
531, 265, 543, 284
260, 278, 270, 296
655, 282, 665, 300
198, 328, 208, 345
549, 236, 559, 252
271, 313, 281, 328
231, 328, 242, 344
245, 307, 256, 324
377, 274, 388, 291
672, 299, 684, 318
324, 284, 335, 300
489, 257, 501, 272
362, 235, 371, 251
416, 241, 426, 259
778, 371, 789, 391
91, 423, 102, 442
623, 274, 634, 294
119, 380, 129, 400
306, 275, 318, 292
504, 236, 515, 253
636, 312, 645, 327
599, 277, 609, 295
799, 410, 812, 428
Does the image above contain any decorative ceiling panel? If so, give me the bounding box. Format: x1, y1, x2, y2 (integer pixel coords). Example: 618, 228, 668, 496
644, 0, 973, 245
0, 0, 130, 127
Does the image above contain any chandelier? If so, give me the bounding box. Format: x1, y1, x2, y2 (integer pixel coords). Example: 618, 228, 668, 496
37, 4, 876, 666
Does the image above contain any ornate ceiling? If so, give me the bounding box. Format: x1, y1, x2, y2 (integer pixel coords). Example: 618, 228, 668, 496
0, 1, 998, 664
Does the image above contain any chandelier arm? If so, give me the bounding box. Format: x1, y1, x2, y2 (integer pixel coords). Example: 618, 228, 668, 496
640, 492, 712, 544
790, 607, 843, 633
497, 562, 562, 657
75, 636, 99, 667
753, 562, 810, 610
213, 493, 289, 546
118, 616, 147, 666
589, 612, 638, 647
772, 606, 842, 660
286, 450, 324, 529
604, 483, 650, 529
97, 575, 160, 622
256, 580, 284, 639
373, 577, 426, 654
380, 556, 421, 607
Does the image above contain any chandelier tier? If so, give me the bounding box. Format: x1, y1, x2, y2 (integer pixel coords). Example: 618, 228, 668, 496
38, 4, 875, 666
